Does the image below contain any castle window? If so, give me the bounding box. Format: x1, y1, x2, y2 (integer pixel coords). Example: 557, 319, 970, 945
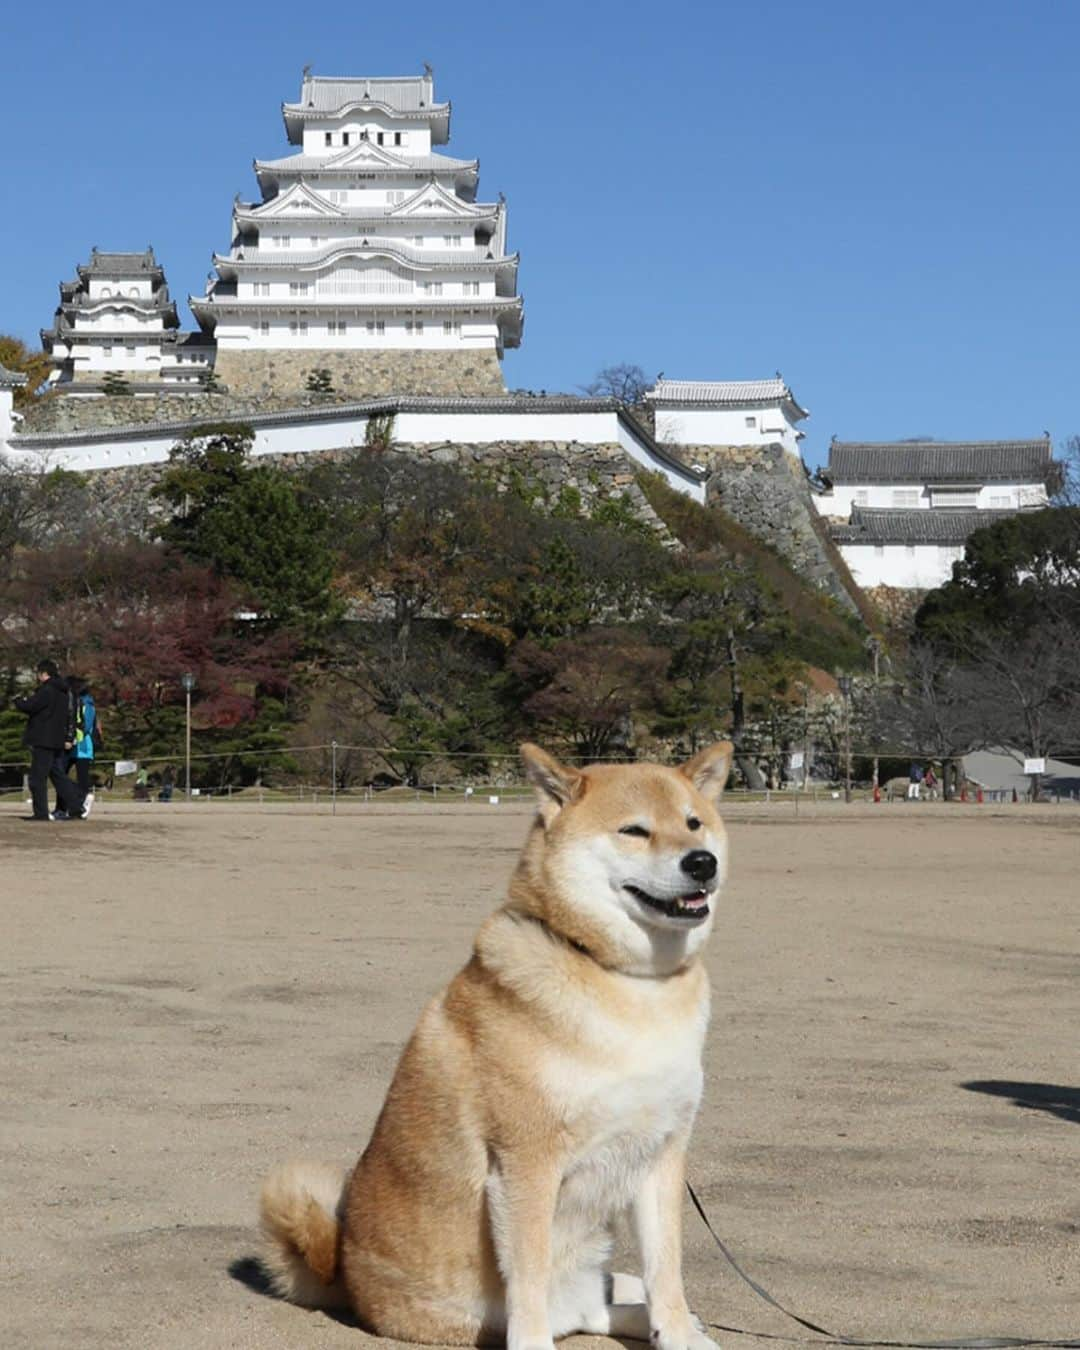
325, 132, 333, 146
328, 319, 347, 335
405, 319, 424, 336
103, 345, 113, 356
854, 489, 870, 506
425, 281, 443, 295
463, 281, 480, 296
377, 132, 385, 146
310, 236, 321, 247
343, 132, 351, 146
443, 320, 461, 336
412, 235, 424, 246
366, 319, 385, 335
125, 344, 136, 356
745, 416, 757, 428
289, 282, 310, 296
394, 132, 403, 146
259, 320, 270, 335
892, 489, 920, 508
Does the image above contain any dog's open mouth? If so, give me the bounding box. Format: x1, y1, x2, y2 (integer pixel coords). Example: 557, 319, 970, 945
624, 884, 711, 921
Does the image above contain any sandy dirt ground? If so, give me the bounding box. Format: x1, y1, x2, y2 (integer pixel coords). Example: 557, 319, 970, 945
1, 797, 1078, 1350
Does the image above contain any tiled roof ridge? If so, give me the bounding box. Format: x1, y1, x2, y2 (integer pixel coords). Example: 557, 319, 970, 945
833, 506, 1026, 544
833, 437, 1049, 451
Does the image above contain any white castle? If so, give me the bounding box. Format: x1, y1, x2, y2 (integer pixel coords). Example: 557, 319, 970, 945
191, 69, 522, 389
6, 69, 1056, 595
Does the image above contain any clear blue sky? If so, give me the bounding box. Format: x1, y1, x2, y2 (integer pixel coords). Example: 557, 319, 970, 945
5, 0, 1078, 467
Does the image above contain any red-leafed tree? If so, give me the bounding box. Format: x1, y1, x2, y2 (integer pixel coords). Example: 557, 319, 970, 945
3, 542, 295, 765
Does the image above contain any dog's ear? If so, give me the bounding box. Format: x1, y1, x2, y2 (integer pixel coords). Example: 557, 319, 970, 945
520, 743, 584, 820
679, 741, 734, 804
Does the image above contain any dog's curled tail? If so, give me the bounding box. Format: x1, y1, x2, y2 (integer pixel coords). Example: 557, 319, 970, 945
259, 1160, 351, 1311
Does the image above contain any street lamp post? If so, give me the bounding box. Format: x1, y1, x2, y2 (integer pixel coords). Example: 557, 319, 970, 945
181, 672, 196, 801
837, 674, 853, 804
866, 637, 882, 795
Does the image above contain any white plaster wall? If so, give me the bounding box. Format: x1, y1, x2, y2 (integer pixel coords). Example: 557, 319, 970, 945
212, 314, 501, 350
821, 481, 1049, 516
88, 278, 153, 301
301, 115, 432, 158
655, 404, 801, 455
73, 341, 164, 372
839, 542, 965, 589
9, 408, 704, 500
0, 387, 18, 451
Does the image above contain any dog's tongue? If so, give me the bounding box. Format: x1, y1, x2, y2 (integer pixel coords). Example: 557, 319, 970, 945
677, 891, 709, 909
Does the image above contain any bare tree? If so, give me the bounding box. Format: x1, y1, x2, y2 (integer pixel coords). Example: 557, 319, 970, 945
958, 617, 1080, 799
581, 363, 650, 407
1052, 435, 1080, 507
869, 643, 985, 797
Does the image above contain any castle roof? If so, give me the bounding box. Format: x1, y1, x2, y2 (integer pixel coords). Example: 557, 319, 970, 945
76, 248, 164, 281
282, 73, 450, 143
832, 507, 1023, 545
826, 439, 1052, 485
254, 147, 477, 180
0, 362, 28, 388
213, 243, 517, 276
647, 377, 808, 419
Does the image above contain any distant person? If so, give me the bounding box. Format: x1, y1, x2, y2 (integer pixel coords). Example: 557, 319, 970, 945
14, 659, 86, 822
924, 764, 938, 799
158, 765, 175, 802
66, 679, 99, 818
134, 767, 150, 802
907, 761, 924, 801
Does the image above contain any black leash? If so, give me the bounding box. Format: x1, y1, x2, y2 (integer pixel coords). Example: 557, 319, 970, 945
686, 1181, 1080, 1349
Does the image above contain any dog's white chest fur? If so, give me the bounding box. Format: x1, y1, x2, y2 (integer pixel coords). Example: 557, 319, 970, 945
541, 984, 707, 1221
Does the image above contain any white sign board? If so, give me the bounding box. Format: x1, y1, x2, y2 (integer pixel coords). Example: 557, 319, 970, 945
789, 751, 804, 770
114, 760, 138, 776
1023, 758, 1046, 775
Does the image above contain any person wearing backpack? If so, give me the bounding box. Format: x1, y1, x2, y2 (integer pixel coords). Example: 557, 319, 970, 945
13, 659, 85, 821
67, 678, 100, 818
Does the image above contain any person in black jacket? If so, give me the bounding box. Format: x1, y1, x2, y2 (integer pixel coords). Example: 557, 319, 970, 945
14, 659, 86, 822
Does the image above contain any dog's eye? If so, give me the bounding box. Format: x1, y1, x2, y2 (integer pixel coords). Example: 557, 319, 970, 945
687, 816, 702, 831
618, 824, 650, 839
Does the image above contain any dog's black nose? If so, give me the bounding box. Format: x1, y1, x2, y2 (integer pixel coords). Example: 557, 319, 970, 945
680, 849, 717, 883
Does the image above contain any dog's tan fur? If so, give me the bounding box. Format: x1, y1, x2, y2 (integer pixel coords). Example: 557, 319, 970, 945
260, 742, 732, 1350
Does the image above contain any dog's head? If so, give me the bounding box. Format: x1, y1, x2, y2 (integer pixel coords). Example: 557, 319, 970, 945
514, 743, 733, 975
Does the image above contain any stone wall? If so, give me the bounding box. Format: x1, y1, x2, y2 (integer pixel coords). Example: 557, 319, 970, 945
21, 350, 507, 437
684, 442, 861, 613
212, 348, 505, 401
21, 391, 248, 436
70, 440, 672, 545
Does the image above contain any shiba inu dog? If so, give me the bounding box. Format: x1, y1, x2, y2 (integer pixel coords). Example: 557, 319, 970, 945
260, 741, 733, 1350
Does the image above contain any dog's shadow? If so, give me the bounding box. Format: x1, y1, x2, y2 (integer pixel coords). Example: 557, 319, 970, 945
228, 1255, 360, 1328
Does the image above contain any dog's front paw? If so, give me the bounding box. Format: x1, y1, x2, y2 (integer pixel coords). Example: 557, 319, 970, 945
651, 1321, 721, 1350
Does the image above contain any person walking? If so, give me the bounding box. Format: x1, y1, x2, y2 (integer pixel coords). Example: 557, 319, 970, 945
907, 760, 924, 801
14, 659, 86, 822
66, 679, 99, 818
